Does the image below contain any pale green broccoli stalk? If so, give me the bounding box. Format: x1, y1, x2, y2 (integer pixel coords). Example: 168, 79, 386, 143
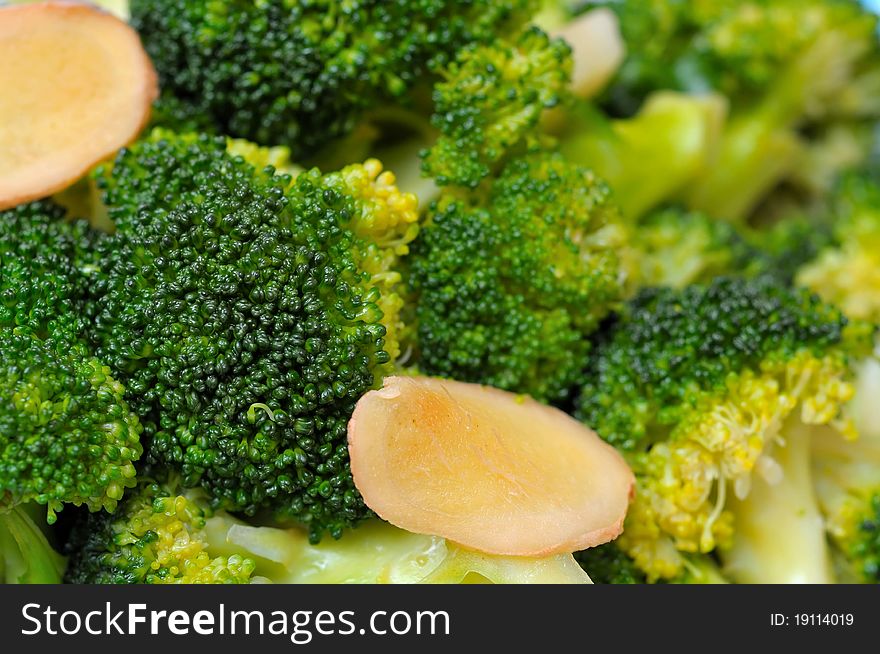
722, 417, 835, 583
0, 506, 66, 584
216, 520, 591, 584
811, 354, 880, 583
591, 0, 880, 222
65, 477, 590, 584
576, 277, 872, 581
556, 92, 727, 221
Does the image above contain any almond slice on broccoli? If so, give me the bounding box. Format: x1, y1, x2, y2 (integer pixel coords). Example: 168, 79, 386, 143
348, 376, 634, 557
0, 1, 157, 210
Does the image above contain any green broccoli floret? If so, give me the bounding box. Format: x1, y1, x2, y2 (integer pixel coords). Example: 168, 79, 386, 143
595, 0, 880, 221
131, 0, 538, 156
64, 475, 255, 584
796, 170, 880, 324
575, 541, 728, 584
630, 206, 837, 292
89, 130, 418, 540
0, 201, 144, 582
407, 150, 626, 403
555, 92, 727, 221
576, 276, 872, 581
632, 208, 757, 288
421, 26, 571, 189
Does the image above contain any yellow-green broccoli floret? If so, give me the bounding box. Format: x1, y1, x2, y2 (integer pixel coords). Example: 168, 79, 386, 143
576, 276, 872, 581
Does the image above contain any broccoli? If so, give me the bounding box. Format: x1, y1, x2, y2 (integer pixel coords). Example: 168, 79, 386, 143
88, 130, 418, 540
630, 206, 837, 291
66, 475, 590, 584
593, 0, 880, 221
554, 92, 727, 221
421, 26, 571, 189
407, 150, 626, 404
64, 474, 255, 584
131, 0, 539, 157
576, 276, 872, 581
631, 208, 757, 288
0, 201, 144, 582
796, 170, 880, 324
575, 541, 728, 584
812, 356, 880, 584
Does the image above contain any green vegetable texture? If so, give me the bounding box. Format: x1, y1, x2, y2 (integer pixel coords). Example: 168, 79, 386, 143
408, 151, 626, 404
87, 131, 418, 541
576, 276, 873, 581
131, 0, 540, 156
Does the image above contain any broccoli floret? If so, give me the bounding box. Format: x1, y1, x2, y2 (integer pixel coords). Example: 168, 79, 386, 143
555, 92, 727, 221
632, 208, 757, 288
576, 276, 872, 581
421, 26, 571, 189
89, 131, 418, 540
0, 201, 144, 581
131, 0, 538, 156
64, 475, 255, 584
1, 331, 143, 520
796, 170, 880, 324
575, 541, 728, 584
1, 202, 143, 518
407, 150, 626, 403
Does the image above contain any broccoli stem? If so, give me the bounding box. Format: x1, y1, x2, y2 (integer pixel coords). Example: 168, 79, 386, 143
559, 92, 726, 221
0, 506, 66, 584
722, 417, 834, 583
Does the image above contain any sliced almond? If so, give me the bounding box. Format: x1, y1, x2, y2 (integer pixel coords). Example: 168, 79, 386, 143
0, 1, 157, 210
348, 376, 634, 557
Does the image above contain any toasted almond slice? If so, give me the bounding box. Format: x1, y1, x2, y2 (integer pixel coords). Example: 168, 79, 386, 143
348, 376, 634, 557
0, 1, 157, 210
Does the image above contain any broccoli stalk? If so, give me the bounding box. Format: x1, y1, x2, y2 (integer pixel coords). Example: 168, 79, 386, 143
0, 506, 66, 584
811, 355, 880, 583
722, 417, 835, 583
556, 92, 727, 221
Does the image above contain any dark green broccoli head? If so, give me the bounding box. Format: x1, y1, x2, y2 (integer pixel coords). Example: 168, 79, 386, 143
576, 276, 872, 580
0, 200, 96, 340
0, 201, 141, 522
64, 474, 254, 584
132, 0, 538, 155
90, 131, 418, 540
408, 150, 626, 403
421, 26, 571, 188
574, 542, 647, 584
